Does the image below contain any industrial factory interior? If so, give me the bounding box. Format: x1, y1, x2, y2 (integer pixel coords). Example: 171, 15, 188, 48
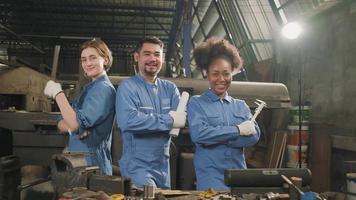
0, 0, 356, 199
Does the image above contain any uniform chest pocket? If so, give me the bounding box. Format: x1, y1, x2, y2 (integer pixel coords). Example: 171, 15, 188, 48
161, 98, 172, 114
233, 113, 247, 124
161, 105, 171, 114
207, 114, 221, 126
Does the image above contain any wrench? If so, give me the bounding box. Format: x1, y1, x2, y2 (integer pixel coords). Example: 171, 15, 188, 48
251, 99, 267, 121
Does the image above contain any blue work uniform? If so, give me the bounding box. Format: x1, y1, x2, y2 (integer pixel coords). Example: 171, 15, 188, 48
68, 74, 116, 175
187, 89, 260, 190
116, 75, 180, 189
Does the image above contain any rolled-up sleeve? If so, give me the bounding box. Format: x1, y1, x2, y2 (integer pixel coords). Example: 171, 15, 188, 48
74, 85, 114, 129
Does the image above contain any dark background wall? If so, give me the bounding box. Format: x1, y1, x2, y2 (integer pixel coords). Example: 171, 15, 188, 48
273, 3, 356, 191
275, 3, 356, 137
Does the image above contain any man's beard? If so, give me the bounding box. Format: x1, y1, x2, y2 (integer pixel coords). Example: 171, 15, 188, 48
145, 71, 157, 76
144, 65, 160, 77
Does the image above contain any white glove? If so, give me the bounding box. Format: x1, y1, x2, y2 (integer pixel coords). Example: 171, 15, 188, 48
44, 80, 63, 99
169, 111, 187, 128
237, 121, 257, 136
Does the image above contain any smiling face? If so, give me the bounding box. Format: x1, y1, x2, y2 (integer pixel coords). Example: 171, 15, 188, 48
134, 42, 163, 81
207, 57, 233, 98
81, 47, 107, 80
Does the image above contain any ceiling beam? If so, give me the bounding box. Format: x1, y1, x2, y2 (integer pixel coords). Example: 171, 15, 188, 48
5, 22, 171, 32
13, 7, 174, 18
4, 0, 176, 13
2, 15, 173, 26
148, 14, 170, 35
17, 30, 168, 37
0, 23, 44, 54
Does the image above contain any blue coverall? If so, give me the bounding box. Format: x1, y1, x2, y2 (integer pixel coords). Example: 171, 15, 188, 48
68, 75, 116, 175
116, 75, 180, 189
187, 89, 260, 190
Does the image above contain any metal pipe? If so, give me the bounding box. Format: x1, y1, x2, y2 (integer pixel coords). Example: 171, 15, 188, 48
51, 45, 61, 80
17, 177, 51, 191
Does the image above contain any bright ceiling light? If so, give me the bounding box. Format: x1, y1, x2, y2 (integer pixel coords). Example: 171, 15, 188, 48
281, 22, 302, 40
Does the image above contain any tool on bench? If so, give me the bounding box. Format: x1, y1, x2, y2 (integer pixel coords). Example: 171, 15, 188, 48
281, 175, 304, 195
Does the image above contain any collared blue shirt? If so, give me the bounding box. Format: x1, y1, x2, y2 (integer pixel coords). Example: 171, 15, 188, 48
187, 89, 260, 190
68, 74, 116, 175
116, 75, 180, 189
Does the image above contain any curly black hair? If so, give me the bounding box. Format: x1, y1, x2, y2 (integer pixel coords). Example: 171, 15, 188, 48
193, 37, 243, 72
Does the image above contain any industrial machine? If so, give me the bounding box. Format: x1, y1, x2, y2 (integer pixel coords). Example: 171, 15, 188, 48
224, 168, 312, 195
0, 66, 52, 112
51, 153, 131, 196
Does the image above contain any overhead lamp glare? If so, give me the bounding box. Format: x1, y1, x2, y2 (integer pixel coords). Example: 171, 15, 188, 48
281, 22, 302, 40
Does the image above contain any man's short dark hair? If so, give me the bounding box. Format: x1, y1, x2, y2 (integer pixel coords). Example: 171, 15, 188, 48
135, 36, 164, 53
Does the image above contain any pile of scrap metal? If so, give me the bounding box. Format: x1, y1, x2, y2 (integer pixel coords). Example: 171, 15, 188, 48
51, 153, 131, 197
58, 188, 113, 200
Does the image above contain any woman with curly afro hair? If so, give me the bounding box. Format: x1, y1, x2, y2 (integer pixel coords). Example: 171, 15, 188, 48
187, 37, 260, 190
